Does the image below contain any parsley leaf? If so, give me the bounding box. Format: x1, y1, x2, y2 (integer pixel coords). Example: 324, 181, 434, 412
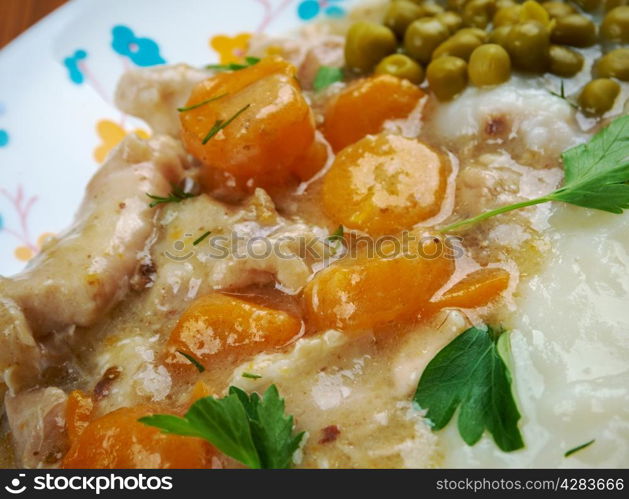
565, 439, 595, 457
552, 114, 629, 213
441, 115, 629, 232
139, 384, 304, 469
313, 66, 344, 91
146, 184, 198, 208
202, 104, 251, 144
206, 57, 260, 72
414, 325, 524, 452
229, 385, 305, 469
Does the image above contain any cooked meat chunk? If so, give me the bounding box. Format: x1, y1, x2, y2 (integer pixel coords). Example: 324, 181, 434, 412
4, 387, 68, 468
115, 64, 209, 136
0, 297, 42, 397
3, 135, 187, 334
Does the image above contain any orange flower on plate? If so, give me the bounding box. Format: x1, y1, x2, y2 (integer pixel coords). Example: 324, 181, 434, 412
209, 33, 252, 64
93, 119, 149, 163
14, 232, 55, 262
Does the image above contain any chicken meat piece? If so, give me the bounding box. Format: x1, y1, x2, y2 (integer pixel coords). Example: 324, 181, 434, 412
2, 135, 187, 334
4, 387, 68, 468
0, 297, 42, 397
115, 64, 209, 136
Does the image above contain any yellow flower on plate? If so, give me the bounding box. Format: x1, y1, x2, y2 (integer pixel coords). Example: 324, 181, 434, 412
14, 232, 56, 262
210, 33, 252, 64
93, 119, 150, 163
14, 246, 33, 262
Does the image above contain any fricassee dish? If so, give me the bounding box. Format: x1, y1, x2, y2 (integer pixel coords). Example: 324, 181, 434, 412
1, 0, 629, 469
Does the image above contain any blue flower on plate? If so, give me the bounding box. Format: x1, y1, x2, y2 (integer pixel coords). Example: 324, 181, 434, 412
111, 25, 165, 67
0, 213, 4, 230
63, 49, 88, 84
298, 0, 346, 21
0, 102, 8, 148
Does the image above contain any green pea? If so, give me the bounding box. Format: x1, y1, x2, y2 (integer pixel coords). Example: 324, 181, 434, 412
404, 17, 451, 63
579, 79, 621, 116
596, 48, 629, 81
572, 0, 601, 11
468, 44, 512, 86
493, 5, 522, 27
432, 31, 484, 60
457, 27, 490, 43
447, 0, 468, 10
375, 53, 425, 83
418, 2, 445, 17
345, 22, 397, 73
427, 56, 468, 100
463, 0, 498, 29
541, 1, 576, 18
496, 0, 518, 7
551, 14, 598, 47
606, 0, 629, 11
435, 11, 464, 33
489, 25, 513, 47
548, 45, 584, 77
520, 0, 552, 24
505, 21, 550, 72
384, 1, 424, 38
601, 6, 629, 43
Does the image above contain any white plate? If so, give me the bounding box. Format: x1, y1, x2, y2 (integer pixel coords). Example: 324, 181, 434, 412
0, 0, 354, 276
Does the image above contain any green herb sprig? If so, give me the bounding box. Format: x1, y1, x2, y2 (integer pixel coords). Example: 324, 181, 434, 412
441, 115, 629, 232
326, 225, 345, 243
206, 56, 260, 72
192, 231, 211, 246
313, 66, 344, 92
177, 93, 227, 112
202, 104, 251, 144
548, 80, 578, 110
146, 184, 199, 208
565, 439, 595, 458
139, 384, 304, 469
414, 325, 524, 452
176, 350, 206, 373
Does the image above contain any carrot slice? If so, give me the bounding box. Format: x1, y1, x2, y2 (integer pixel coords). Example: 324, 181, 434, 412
322, 74, 425, 152
431, 267, 511, 310
304, 236, 455, 332
166, 293, 302, 369
322, 134, 449, 235
180, 56, 317, 188
62, 405, 218, 469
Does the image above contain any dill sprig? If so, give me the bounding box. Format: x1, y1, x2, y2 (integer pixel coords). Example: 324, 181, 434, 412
205, 56, 260, 72
177, 93, 228, 112
548, 80, 578, 110
146, 184, 198, 208
192, 231, 211, 246
565, 439, 595, 458
202, 104, 251, 144
176, 350, 206, 373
